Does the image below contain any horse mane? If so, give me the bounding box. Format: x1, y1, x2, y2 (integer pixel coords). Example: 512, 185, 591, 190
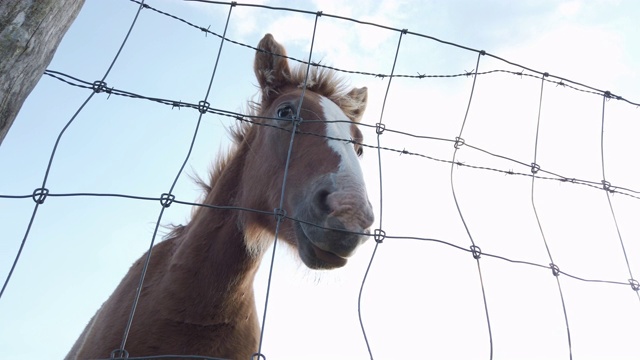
165, 65, 355, 240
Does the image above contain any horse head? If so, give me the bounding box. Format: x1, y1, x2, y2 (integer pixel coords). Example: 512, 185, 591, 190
239, 34, 375, 269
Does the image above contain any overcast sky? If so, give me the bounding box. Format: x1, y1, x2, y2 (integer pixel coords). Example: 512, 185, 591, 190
1, 1, 639, 359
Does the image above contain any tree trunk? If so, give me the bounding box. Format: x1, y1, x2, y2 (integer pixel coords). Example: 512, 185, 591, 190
0, 0, 84, 145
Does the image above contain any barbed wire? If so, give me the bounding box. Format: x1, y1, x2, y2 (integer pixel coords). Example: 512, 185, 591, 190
1, 0, 639, 359
136, 0, 640, 107
39, 69, 640, 201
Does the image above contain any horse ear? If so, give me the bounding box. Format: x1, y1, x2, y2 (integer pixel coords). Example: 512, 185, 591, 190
254, 34, 292, 103
346, 87, 368, 123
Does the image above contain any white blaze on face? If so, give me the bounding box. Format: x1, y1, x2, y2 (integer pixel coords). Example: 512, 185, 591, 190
319, 96, 365, 181
319, 96, 372, 230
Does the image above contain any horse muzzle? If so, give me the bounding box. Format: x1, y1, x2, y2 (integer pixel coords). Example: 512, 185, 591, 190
293, 179, 375, 269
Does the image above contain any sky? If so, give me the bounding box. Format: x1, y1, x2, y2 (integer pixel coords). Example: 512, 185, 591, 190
1, 0, 639, 359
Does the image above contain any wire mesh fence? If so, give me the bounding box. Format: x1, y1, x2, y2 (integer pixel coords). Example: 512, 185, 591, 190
0, 1, 638, 359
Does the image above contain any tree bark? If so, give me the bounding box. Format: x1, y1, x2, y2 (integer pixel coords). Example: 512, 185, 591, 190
0, 0, 84, 145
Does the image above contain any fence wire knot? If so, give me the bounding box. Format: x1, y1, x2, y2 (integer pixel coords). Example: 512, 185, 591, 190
375, 123, 386, 135
454, 137, 465, 149
110, 349, 129, 359
252, 353, 266, 360
31, 187, 49, 204
292, 115, 303, 126
629, 279, 640, 292
197, 100, 210, 114
92, 80, 109, 94
530, 162, 541, 174
601, 180, 611, 192
470, 245, 482, 259
550, 263, 561, 277
273, 208, 287, 223
160, 193, 175, 208
373, 229, 386, 243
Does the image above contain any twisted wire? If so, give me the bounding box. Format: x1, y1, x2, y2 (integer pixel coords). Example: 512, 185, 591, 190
37, 69, 640, 200
137, 0, 640, 107
3, 68, 639, 291
1, 1, 638, 359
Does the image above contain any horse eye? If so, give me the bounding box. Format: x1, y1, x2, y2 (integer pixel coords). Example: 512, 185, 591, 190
277, 105, 295, 119
356, 145, 364, 157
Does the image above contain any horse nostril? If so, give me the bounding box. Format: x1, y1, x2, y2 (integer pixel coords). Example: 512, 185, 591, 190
314, 189, 331, 214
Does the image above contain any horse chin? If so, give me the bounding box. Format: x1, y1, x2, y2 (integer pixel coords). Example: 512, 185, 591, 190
293, 221, 349, 270
310, 242, 349, 268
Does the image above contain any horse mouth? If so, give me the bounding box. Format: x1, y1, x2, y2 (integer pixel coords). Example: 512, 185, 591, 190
309, 242, 348, 268
294, 221, 353, 269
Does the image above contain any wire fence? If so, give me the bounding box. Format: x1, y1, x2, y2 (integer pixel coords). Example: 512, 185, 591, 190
0, 0, 638, 359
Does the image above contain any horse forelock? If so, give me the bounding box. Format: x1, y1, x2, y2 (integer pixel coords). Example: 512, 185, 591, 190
290, 65, 364, 123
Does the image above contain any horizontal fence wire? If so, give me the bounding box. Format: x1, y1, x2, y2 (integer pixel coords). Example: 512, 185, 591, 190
0, 0, 148, 300
35, 69, 640, 200
1, 0, 639, 359
152, 0, 640, 107
3, 6, 640, 306
0, 187, 634, 288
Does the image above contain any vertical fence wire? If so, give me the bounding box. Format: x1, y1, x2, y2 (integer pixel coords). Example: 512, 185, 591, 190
530, 75, 573, 359
599, 94, 640, 303
254, 12, 322, 360
0, 0, 147, 301
357, 28, 407, 360
115, 3, 236, 356
448, 50, 494, 360
1, 1, 639, 359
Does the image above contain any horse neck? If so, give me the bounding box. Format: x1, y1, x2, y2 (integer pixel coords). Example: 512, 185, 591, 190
164, 146, 262, 325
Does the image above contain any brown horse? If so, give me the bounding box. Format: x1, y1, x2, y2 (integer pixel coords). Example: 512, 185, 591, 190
65, 34, 374, 360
